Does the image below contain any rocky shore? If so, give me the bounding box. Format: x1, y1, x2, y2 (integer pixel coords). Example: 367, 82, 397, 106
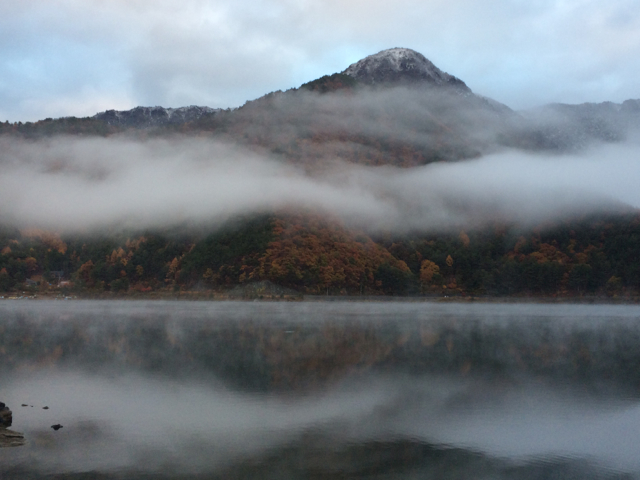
0, 402, 26, 447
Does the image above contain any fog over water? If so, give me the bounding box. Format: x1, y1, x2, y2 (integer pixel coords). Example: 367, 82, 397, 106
2, 301, 640, 478
5, 369, 640, 475
0, 135, 638, 233
3, 371, 394, 473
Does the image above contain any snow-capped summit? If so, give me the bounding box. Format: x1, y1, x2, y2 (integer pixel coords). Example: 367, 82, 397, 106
342, 48, 470, 92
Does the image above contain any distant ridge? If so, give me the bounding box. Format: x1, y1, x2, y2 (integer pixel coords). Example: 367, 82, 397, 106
93, 105, 219, 128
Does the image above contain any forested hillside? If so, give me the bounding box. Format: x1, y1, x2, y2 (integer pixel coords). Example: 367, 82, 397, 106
1, 212, 639, 298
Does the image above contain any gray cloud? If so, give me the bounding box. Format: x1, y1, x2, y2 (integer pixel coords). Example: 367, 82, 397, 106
0, 135, 637, 234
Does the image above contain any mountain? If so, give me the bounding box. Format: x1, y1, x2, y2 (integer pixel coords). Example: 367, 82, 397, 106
2, 48, 640, 298
341, 47, 471, 93
180, 48, 516, 167
1, 47, 639, 161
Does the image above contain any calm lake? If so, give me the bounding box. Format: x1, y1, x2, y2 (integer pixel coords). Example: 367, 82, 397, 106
2, 300, 640, 479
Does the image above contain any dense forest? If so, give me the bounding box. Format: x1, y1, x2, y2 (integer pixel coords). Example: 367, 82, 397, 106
1, 211, 639, 298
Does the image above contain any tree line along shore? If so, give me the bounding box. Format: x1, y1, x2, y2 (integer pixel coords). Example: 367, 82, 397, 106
1, 212, 640, 299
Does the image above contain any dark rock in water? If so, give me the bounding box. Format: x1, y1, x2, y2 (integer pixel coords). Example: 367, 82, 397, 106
0, 403, 24, 448
51, 424, 63, 431
0, 403, 12, 427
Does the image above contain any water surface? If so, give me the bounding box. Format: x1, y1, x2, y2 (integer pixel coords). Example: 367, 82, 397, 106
1, 300, 640, 479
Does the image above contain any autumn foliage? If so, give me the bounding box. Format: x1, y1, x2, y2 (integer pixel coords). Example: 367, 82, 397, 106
1, 211, 640, 298
258, 215, 409, 294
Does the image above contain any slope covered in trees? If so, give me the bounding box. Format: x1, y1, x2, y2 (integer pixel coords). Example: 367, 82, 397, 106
1, 212, 639, 298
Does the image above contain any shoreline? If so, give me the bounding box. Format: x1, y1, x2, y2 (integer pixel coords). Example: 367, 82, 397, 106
1, 291, 639, 305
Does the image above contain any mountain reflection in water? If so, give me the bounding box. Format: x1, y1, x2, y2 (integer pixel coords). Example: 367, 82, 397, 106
1, 300, 640, 479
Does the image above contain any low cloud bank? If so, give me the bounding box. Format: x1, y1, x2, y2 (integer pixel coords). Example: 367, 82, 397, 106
0, 136, 638, 234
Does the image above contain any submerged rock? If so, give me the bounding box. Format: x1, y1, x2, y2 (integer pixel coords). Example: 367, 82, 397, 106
0, 402, 12, 427
0, 402, 26, 447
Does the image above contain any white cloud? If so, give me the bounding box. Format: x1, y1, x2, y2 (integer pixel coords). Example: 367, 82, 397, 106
0, 136, 636, 234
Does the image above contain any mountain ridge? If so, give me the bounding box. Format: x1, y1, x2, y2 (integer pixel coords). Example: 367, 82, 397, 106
1, 47, 639, 161
93, 105, 220, 128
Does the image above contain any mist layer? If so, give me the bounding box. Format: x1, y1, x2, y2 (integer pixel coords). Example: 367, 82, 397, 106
0, 136, 638, 233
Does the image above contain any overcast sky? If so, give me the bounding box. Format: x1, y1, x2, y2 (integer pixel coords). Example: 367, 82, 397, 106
1, 0, 640, 122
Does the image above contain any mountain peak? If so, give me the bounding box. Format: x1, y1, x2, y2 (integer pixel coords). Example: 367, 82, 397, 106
342, 48, 470, 92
